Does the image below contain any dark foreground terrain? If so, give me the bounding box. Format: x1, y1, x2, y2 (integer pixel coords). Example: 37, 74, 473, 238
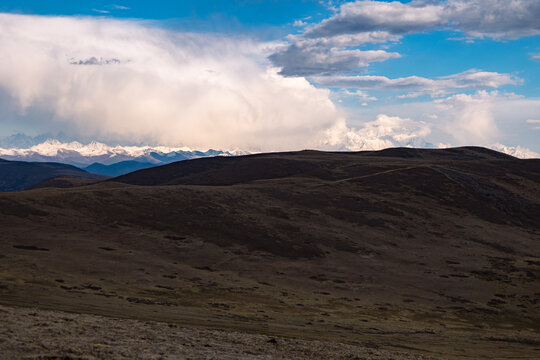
0, 147, 539, 359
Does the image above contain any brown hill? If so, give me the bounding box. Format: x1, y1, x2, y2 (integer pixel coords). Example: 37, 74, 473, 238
0, 147, 539, 359
113, 146, 518, 186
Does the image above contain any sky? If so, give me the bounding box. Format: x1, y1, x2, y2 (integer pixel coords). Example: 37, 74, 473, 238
0, 0, 539, 156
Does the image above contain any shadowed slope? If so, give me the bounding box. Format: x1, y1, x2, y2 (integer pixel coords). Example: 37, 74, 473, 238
0, 147, 539, 359
113, 147, 539, 228
29, 176, 105, 190
113, 147, 521, 187
0, 159, 105, 192
364, 146, 518, 160
84, 160, 156, 177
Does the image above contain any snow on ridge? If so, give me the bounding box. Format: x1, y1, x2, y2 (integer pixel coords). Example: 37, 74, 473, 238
0, 139, 242, 165
1, 139, 536, 162
489, 143, 540, 159
0, 139, 195, 158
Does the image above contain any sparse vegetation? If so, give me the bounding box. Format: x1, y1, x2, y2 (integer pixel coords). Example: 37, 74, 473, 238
0, 147, 539, 359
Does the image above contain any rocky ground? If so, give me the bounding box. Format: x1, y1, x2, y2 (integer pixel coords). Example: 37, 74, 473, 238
0, 305, 439, 360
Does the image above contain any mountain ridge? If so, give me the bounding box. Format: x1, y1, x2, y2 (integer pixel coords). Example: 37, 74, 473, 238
113, 146, 524, 187
0, 139, 242, 167
0, 159, 105, 192
84, 161, 156, 177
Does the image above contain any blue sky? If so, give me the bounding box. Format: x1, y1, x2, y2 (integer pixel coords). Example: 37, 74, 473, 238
0, 1, 330, 31
0, 1, 539, 156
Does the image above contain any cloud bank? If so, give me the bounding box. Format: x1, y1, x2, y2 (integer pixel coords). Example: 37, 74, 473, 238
270, 30, 401, 76
0, 13, 344, 151
314, 69, 520, 97
271, 0, 540, 76
345, 90, 540, 156
0, 12, 536, 157
308, 0, 540, 39
269, 46, 400, 76
324, 114, 431, 151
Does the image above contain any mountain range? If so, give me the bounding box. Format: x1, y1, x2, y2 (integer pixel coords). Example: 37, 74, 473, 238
0, 138, 249, 189
0, 138, 249, 176
0, 134, 538, 173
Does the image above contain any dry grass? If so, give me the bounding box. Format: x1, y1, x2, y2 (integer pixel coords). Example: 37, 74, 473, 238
0, 148, 539, 359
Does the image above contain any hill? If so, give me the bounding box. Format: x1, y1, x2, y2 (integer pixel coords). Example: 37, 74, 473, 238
28, 176, 106, 190
84, 160, 156, 177
114, 146, 519, 186
0, 147, 539, 359
0, 159, 105, 192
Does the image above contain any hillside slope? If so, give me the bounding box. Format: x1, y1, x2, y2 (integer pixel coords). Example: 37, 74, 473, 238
84, 160, 156, 177
0, 147, 539, 359
114, 146, 520, 186
0, 159, 105, 192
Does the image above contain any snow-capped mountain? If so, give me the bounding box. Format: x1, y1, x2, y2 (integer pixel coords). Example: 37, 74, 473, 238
489, 143, 540, 159
0, 136, 536, 175
0, 139, 248, 168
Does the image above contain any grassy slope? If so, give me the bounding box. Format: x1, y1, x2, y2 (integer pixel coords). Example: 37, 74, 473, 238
0, 147, 539, 359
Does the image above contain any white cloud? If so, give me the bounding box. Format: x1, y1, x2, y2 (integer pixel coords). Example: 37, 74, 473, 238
440, 70, 521, 88
0, 13, 347, 152
307, 0, 444, 38
313, 69, 520, 96
307, 0, 540, 40
270, 31, 401, 76
346, 90, 540, 153
435, 91, 501, 145
445, 0, 540, 39
109, 5, 130, 10
343, 89, 377, 101
0, 13, 536, 157
272, 0, 540, 77
322, 103, 539, 158
316, 74, 435, 89
527, 119, 540, 131
269, 45, 400, 76
323, 114, 431, 151
532, 53, 540, 60
397, 92, 424, 99
288, 31, 400, 48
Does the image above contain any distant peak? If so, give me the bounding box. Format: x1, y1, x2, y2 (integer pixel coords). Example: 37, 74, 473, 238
0, 139, 248, 166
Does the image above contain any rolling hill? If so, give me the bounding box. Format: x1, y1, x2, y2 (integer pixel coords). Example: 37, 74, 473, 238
114, 146, 519, 186
0, 158, 105, 192
0, 147, 539, 359
84, 160, 156, 177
